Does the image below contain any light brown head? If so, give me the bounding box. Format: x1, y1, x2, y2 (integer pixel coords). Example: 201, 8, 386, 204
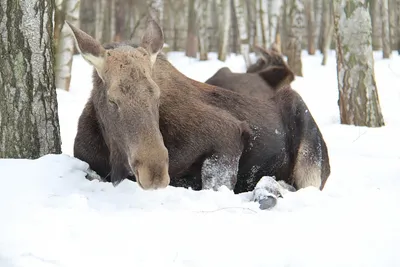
247, 45, 295, 89
66, 19, 170, 190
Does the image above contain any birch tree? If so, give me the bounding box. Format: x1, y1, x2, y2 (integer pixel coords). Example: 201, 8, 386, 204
95, 0, 106, 42
286, 0, 305, 76
370, 0, 382, 50
55, 0, 80, 91
380, 0, 391, 58
218, 0, 231, 61
268, 0, 283, 48
321, 0, 334, 65
305, 0, 316, 54
234, 0, 251, 67
333, 0, 385, 127
0, 0, 62, 158
197, 0, 210, 60
149, 0, 164, 26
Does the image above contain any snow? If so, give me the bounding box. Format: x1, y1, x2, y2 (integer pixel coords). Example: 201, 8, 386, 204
1, 49, 400, 267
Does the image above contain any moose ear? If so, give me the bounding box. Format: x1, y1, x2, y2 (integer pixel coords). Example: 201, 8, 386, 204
253, 45, 272, 62
65, 21, 106, 80
140, 18, 164, 65
259, 66, 295, 89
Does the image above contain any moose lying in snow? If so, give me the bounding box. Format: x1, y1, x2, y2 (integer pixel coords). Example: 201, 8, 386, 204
205, 45, 295, 100
67, 18, 330, 209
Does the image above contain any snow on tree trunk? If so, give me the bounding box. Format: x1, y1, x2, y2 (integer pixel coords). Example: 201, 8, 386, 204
380, 0, 391, 58
0, 0, 62, 158
95, 0, 106, 42
55, 0, 80, 92
197, 0, 210, 60
370, 0, 383, 50
333, 0, 385, 127
218, 0, 231, 61
268, 0, 283, 48
286, 0, 305, 77
305, 0, 316, 54
234, 0, 251, 67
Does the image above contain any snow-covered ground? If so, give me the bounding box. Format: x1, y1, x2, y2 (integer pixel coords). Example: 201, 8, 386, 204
1, 50, 400, 267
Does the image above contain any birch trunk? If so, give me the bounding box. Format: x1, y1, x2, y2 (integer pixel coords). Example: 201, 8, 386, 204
218, 0, 231, 61
333, 0, 385, 127
313, 0, 322, 52
149, 0, 164, 26
55, 0, 80, 92
110, 0, 116, 42
234, 0, 251, 67
95, 0, 106, 42
186, 0, 198, 58
370, 0, 383, 50
268, 0, 283, 48
388, 0, 397, 49
286, 0, 305, 77
321, 1, 334, 65
305, 0, 316, 54
380, 0, 391, 58
197, 0, 210, 60
0, 0, 62, 158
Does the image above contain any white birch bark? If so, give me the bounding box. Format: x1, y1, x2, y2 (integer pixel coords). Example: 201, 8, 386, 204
218, 0, 231, 61
95, 0, 106, 42
268, 0, 283, 47
55, 0, 80, 91
380, 0, 391, 58
286, 0, 305, 76
333, 0, 385, 127
234, 0, 251, 67
110, 0, 116, 42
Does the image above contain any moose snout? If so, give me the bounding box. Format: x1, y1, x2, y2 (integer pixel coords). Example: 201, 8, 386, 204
135, 163, 170, 190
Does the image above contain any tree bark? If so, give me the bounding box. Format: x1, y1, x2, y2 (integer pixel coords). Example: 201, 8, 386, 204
370, 0, 383, 50
149, 0, 164, 26
321, 1, 334, 65
388, 0, 397, 49
333, 0, 385, 127
0, 0, 62, 158
286, 0, 305, 76
55, 0, 80, 92
218, 0, 231, 61
95, 0, 106, 42
305, 0, 316, 54
380, 0, 391, 58
268, 0, 283, 48
186, 0, 198, 58
234, 0, 251, 67
197, 0, 210, 60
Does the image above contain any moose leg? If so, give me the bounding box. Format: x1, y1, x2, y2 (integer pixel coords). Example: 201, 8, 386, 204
73, 101, 111, 181
276, 88, 331, 190
201, 153, 241, 191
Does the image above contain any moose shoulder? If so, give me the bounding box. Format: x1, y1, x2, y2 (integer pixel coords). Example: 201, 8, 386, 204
68, 19, 331, 195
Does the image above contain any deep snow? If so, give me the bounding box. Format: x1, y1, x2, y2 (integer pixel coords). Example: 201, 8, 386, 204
1, 49, 400, 267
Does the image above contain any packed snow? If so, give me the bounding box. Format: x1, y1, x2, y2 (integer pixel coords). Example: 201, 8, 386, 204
1, 49, 400, 267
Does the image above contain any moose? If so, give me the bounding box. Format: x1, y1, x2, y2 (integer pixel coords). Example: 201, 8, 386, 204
205, 45, 295, 100
67, 18, 330, 203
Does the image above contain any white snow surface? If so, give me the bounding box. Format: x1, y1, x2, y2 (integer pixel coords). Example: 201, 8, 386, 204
1, 50, 400, 267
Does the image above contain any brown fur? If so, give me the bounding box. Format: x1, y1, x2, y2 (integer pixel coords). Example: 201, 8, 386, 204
70, 20, 331, 193
205, 45, 295, 100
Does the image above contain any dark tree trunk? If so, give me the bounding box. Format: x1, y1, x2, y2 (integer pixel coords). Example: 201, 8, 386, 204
0, 0, 62, 158
185, 0, 198, 58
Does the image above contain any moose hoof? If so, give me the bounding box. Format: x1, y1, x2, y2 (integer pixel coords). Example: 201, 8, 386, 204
258, 196, 278, 210
85, 168, 103, 182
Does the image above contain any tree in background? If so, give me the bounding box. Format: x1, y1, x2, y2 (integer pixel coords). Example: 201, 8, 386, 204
55, 0, 81, 91
0, 0, 62, 158
285, 0, 305, 76
333, 0, 385, 127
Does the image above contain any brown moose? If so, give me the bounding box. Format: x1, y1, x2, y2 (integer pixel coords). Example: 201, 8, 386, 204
67, 19, 330, 200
